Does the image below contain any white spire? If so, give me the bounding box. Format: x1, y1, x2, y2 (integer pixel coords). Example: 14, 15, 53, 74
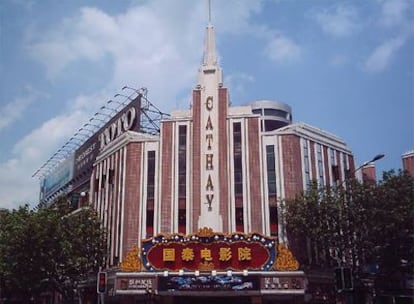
202, 0, 217, 67
203, 24, 217, 67
197, 0, 223, 86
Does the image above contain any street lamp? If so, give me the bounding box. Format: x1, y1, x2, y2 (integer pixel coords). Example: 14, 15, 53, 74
353, 153, 385, 184
336, 153, 385, 301
340, 153, 385, 187
355, 153, 385, 172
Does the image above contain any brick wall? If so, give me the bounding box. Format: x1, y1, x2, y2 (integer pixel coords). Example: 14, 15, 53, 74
362, 165, 376, 184
192, 90, 201, 233
122, 142, 142, 258
218, 87, 229, 232
323, 146, 330, 187
281, 135, 303, 199
160, 121, 173, 233
402, 152, 414, 176
247, 117, 262, 233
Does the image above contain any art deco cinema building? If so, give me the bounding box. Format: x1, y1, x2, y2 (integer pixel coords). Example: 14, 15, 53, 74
38, 17, 355, 304
80, 19, 356, 303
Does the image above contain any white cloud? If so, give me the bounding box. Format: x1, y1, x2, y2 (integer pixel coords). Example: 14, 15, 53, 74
330, 54, 349, 67
264, 35, 301, 63
2, 0, 265, 209
26, 0, 267, 110
0, 108, 88, 209
213, 1, 263, 34
225, 72, 255, 97
0, 87, 44, 131
380, 0, 411, 27
27, 2, 206, 110
313, 4, 359, 37
363, 0, 414, 73
0, 97, 31, 131
364, 36, 406, 72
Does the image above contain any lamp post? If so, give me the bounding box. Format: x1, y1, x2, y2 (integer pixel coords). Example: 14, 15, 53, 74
355, 153, 385, 174
338, 153, 384, 304
355, 153, 385, 185
340, 153, 385, 187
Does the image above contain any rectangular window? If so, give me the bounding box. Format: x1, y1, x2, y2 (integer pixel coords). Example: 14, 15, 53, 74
269, 206, 278, 237
330, 148, 339, 186
233, 122, 243, 197
266, 145, 277, 195
317, 144, 324, 187
101, 174, 106, 188
178, 125, 187, 198
178, 125, 187, 233
146, 209, 154, 238
233, 122, 244, 233
266, 145, 278, 236
146, 151, 156, 238
178, 209, 186, 234
147, 151, 156, 199
303, 140, 311, 189
235, 207, 244, 232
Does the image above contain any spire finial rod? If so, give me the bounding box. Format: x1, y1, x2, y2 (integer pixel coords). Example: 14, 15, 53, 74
208, 0, 212, 24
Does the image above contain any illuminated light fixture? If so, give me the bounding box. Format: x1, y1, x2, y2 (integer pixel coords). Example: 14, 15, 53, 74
179, 269, 184, 276
243, 269, 248, 276
211, 270, 217, 277
195, 270, 200, 277
227, 270, 232, 277
163, 271, 168, 277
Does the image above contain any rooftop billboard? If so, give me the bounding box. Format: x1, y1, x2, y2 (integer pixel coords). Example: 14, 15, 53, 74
41, 153, 75, 199
72, 95, 142, 190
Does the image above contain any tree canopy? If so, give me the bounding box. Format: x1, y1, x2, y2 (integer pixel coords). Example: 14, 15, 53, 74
0, 196, 106, 303
285, 170, 414, 278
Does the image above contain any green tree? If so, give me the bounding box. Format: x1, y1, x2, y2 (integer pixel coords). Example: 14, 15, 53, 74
0, 205, 46, 302
0, 196, 106, 303
286, 170, 414, 278
369, 171, 414, 275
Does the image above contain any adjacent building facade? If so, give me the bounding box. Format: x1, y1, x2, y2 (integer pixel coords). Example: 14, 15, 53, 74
402, 150, 414, 176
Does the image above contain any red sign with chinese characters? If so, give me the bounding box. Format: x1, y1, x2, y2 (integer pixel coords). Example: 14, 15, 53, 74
141, 229, 277, 271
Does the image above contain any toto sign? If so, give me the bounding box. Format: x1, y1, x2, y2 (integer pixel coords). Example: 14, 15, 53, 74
141, 228, 277, 272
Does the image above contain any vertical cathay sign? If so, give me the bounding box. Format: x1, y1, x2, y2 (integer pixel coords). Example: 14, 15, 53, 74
204, 96, 214, 211
198, 87, 222, 231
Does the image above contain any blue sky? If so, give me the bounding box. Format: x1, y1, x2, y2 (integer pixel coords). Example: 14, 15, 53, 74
0, 0, 413, 209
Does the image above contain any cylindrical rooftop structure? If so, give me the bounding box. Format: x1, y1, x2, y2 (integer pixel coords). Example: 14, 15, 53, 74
250, 100, 292, 131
